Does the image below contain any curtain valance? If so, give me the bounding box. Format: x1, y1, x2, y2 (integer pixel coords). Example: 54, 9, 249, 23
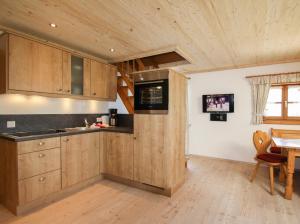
247, 72, 300, 85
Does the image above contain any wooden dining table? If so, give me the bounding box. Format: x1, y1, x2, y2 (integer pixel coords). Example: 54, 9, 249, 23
272, 137, 300, 200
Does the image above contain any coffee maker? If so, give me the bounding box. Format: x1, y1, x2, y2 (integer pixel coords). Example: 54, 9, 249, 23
109, 109, 117, 126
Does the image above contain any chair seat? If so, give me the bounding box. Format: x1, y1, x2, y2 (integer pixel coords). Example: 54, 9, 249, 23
257, 153, 287, 163
270, 146, 282, 154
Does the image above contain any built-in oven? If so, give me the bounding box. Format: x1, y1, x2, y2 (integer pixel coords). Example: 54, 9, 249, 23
134, 70, 169, 114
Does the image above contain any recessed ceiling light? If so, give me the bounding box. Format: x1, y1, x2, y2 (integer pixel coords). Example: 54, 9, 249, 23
49, 23, 57, 28
109, 48, 115, 52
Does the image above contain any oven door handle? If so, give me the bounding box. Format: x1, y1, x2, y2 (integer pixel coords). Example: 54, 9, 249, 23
135, 80, 165, 85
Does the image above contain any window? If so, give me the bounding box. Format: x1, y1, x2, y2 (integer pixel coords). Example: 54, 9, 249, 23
264, 84, 300, 124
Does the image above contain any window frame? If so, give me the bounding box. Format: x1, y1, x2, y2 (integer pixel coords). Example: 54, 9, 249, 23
263, 83, 300, 125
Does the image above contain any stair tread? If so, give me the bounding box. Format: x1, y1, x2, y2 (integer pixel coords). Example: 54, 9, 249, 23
116, 69, 134, 114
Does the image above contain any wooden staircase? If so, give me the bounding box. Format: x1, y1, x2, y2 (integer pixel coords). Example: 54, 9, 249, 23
116, 59, 145, 114
115, 52, 189, 114
117, 74, 134, 114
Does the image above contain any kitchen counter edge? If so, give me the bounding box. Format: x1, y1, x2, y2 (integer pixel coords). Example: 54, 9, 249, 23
0, 127, 134, 142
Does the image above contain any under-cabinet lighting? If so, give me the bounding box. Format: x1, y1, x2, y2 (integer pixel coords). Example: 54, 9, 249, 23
109, 48, 115, 52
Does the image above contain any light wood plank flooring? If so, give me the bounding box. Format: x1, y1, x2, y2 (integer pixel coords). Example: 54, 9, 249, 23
0, 156, 299, 224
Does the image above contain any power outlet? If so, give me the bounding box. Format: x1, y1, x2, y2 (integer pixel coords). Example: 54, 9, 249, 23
7, 121, 16, 128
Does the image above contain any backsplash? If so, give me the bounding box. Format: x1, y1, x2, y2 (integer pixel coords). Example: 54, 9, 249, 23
0, 114, 133, 133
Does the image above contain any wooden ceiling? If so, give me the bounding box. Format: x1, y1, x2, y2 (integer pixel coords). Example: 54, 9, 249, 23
0, 0, 300, 74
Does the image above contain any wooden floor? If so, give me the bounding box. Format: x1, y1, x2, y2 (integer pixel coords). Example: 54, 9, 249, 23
1, 156, 300, 224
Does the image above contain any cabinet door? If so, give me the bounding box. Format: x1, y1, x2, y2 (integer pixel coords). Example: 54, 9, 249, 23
134, 114, 166, 188
63, 52, 91, 96
61, 133, 99, 188
83, 58, 91, 97
107, 65, 117, 99
90, 60, 117, 99
62, 51, 71, 95
100, 132, 133, 180
9, 35, 63, 94
18, 170, 61, 205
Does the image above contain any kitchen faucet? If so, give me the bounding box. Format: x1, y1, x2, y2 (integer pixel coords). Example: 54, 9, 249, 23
84, 118, 89, 128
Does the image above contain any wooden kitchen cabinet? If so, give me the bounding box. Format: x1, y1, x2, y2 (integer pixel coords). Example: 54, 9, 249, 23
18, 170, 61, 205
17, 137, 61, 154
61, 133, 100, 188
0, 137, 62, 214
0, 33, 117, 101
18, 148, 61, 180
62, 52, 91, 96
8, 35, 63, 94
133, 70, 187, 194
133, 115, 166, 188
90, 60, 117, 100
100, 132, 134, 180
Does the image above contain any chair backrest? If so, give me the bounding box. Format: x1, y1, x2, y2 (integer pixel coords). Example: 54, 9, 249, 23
271, 128, 300, 146
253, 130, 271, 155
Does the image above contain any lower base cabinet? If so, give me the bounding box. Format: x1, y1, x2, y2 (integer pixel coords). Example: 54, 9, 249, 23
18, 170, 61, 205
61, 133, 100, 188
133, 114, 166, 188
100, 132, 134, 180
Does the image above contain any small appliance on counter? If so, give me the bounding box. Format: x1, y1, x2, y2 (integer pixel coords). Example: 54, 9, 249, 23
109, 109, 118, 126
101, 115, 109, 126
93, 115, 110, 128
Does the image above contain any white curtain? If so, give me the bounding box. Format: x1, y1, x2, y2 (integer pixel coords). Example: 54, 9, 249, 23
248, 76, 271, 124
248, 72, 300, 124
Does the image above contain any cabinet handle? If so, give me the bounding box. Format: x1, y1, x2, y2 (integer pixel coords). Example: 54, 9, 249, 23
38, 153, 45, 158
57, 88, 63, 92
133, 137, 137, 140
38, 142, 45, 146
93, 93, 96, 96
38, 177, 46, 182
63, 139, 69, 142
64, 90, 71, 93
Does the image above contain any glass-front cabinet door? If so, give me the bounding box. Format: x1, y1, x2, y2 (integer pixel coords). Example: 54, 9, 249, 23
62, 51, 90, 97
71, 55, 84, 95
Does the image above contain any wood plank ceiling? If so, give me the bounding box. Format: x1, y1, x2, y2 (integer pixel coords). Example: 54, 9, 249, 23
0, 0, 300, 74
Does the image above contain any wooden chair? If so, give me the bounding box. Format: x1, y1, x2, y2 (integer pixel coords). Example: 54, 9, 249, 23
250, 130, 287, 195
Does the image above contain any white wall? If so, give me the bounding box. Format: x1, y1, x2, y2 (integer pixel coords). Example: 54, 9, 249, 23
188, 62, 300, 166
108, 94, 128, 114
0, 94, 110, 114
0, 93, 129, 115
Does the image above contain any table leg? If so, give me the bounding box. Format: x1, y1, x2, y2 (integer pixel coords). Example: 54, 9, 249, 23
285, 149, 295, 200
279, 148, 287, 183
279, 165, 285, 183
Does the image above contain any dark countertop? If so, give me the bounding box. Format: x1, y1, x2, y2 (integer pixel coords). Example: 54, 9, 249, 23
0, 126, 133, 142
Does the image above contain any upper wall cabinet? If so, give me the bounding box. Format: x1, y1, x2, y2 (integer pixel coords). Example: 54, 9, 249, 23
62, 52, 91, 97
9, 35, 63, 94
0, 33, 117, 101
91, 60, 117, 100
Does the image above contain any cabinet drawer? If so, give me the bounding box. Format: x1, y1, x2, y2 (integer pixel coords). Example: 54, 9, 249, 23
18, 170, 61, 205
18, 148, 61, 180
18, 137, 60, 154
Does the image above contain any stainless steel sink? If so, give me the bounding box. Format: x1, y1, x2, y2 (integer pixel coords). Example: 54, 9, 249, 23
64, 127, 90, 132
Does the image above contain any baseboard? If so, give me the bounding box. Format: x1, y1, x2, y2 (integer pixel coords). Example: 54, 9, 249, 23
189, 154, 300, 172
190, 154, 255, 165
102, 174, 180, 197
